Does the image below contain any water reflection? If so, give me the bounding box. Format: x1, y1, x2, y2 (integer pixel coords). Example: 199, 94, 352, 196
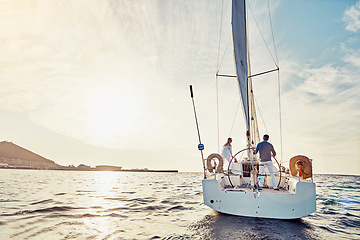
93, 171, 121, 192
187, 211, 323, 240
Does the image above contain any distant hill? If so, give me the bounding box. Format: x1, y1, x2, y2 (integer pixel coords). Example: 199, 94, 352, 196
0, 141, 62, 169
0, 141, 178, 172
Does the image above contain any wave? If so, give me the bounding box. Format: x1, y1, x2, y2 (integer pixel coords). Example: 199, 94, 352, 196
54, 192, 66, 195
2, 206, 79, 216
70, 213, 129, 218
30, 199, 54, 205
168, 205, 193, 211
0, 198, 22, 202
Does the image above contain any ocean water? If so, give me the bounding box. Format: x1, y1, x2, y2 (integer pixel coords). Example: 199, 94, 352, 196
0, 170, 359, 240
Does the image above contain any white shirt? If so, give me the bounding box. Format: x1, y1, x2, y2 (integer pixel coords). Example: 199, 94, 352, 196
221, 145, 232, 159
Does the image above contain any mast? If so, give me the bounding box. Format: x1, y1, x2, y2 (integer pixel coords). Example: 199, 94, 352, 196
248, 47, 260, 148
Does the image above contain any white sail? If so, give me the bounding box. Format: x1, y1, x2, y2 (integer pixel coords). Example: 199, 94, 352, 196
232, 0, 249, 133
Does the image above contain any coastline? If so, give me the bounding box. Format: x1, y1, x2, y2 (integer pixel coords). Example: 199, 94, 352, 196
0, 165, 178, 172
0, 141, 178, 173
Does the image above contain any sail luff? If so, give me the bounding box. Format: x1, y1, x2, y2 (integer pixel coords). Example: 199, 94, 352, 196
232, 0, 249, 134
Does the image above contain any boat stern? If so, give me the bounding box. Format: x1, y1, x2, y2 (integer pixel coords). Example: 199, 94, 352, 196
202, 178, 316, 219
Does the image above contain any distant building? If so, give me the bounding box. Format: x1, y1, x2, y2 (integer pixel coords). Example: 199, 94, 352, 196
0, 163, 9, 168
95, 165, 122, 171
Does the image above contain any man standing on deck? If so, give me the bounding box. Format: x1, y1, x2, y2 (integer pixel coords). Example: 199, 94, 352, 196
253, 134, 279, 190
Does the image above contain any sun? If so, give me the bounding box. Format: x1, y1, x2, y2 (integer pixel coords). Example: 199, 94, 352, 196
84, 83, 143, 147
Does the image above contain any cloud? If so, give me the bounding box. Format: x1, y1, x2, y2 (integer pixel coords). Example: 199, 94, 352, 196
0, 0, 223, 151
278, 49, 360, 174
343, 1, 360, 32
341, 43, 360, 67
0, 1, 162, 147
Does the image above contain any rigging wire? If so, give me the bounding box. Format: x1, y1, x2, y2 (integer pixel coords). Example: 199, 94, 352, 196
267, 0, 283, 165
254, 98, 269, 135
216, 34, 233, 152
216, 74, 219, 153
247, 0, 283, 164
216, 0, 225, 152
217, 35, 232, 74
267, 0, 279, 65
228, 99, 241, 137
247, 2, 278, 68
277, 73, 283, 165
216, 34, 235, 152
216, 0, 225, 71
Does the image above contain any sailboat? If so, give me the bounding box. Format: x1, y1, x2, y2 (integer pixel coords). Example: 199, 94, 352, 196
190, 0, 316, 219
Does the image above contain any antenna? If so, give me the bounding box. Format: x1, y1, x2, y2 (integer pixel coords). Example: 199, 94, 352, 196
189, 85, 206, 178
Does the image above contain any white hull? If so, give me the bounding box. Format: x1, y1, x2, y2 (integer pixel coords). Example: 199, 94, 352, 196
202, 176, 316, 219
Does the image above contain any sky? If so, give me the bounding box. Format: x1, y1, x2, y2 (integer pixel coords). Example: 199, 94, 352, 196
0, 0, 359, 175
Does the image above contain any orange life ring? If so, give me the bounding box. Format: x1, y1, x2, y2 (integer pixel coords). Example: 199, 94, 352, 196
206, 153, 224, 173
289, 155, 312, 179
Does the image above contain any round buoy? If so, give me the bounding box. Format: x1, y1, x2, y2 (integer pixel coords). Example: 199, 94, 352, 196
206, 153, 224, 173
289, 155, 312, 179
